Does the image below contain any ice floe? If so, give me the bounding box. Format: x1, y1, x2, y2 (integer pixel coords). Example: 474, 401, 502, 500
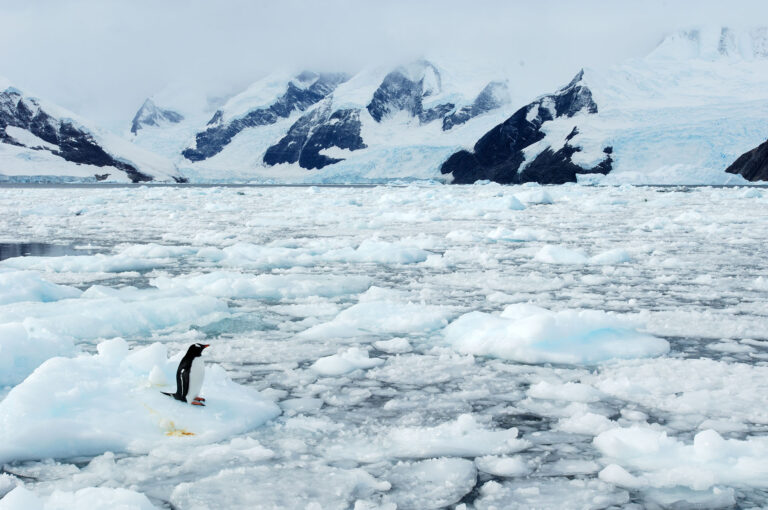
444, 303, 669, 364
311, 347, 385, 376
595, 426, 768, 491
0, 486, 158, 510
0, 338, 280, 463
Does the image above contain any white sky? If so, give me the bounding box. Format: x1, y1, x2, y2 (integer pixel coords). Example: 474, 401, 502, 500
1, 0, 766, 133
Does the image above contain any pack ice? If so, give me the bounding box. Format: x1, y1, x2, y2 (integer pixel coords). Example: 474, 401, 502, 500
0, 183, 767, 508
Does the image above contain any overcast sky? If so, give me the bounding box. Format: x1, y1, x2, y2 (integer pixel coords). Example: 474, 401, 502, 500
1, 0, 766, 133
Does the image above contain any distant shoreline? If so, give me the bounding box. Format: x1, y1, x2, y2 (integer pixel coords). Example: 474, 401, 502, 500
0, 182, 766, 189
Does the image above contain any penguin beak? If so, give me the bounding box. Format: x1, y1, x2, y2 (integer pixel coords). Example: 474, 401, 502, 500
202, 344, 210, 349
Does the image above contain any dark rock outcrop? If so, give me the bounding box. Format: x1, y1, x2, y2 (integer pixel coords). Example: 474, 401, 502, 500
725, 139, 768, 181
367, 60, 456, 126
442, 81, 510, 131
183, 72, 348, 162
440, 71, 610, 184
264, 101, 366, 170
130, 99, 183, 134
0, 88, 150, 182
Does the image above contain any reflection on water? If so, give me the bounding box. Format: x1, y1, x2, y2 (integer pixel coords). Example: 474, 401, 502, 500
0, 243, 96, 261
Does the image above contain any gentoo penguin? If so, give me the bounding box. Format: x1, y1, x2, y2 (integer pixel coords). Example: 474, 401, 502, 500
162, 343, 209, 406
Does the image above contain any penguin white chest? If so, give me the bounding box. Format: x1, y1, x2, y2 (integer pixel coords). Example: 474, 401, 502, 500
186, 357, 205, 403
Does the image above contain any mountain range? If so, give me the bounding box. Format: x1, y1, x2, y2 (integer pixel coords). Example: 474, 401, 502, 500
1, 26, 767, 184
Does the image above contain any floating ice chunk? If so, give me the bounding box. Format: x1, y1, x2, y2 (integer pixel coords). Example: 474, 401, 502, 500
738, 188, 763, 198
445, 304, 669, 364
0, 486, 158, 510
535, 245, 631, 265
116, 243, 198, 259
515, 189, 554, 205
487, 227, 555, 242
475, 456, 532, 477
557, 411, 616, 435
0, 323, 75, 387
527, 381, 603, 403
311, 347, 384, 376
0, 287, 228, 341
387, 414, 530, 459
535, 245, 589, 264
1, 253, 170, 273
472, 478, 629, 510
201, 239, 429, 270
300, 300, 451, 339
589, 248, 632, 265
0, 339, 280, 463
594, 426, 768, 491
592, 358, 768, 427
0, 270, 82, 305
280, 397, 324, 413
373, 337, 413, 353
152, 271, 371, 300
386, 458, 477, 509
170, 464, 390, 509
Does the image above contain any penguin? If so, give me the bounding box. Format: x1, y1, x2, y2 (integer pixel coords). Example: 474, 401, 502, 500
162, 343, 209, 406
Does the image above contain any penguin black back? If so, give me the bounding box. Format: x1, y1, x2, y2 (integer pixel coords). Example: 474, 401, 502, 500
162, 343, 209, 403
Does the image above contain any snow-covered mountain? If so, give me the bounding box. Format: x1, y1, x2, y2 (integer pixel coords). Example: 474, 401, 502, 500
0, 78, 183, 182
130, 99, 184, 135
442, 27, 768, 185
144, 60, 513, 182
5, 26, 768, 185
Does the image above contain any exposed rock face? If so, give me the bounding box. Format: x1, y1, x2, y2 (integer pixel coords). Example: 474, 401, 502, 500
367, 60, 442, 122
442, 81, 510, 131
130, 99, 183, 134
440, 71, 610, 184
0, 88, 150, 182
182, 72, 348, 162
725, 139, 768, 181
365, 60, 461, 127
264, 101, 366, 170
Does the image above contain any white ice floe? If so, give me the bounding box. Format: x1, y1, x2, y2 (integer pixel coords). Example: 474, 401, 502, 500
486, 226, 556, 242
515, 189, 554, 205
0, 486, 158, 510
595, 426, 768, 491
387, 414, 530, 459
0, 286, 228, 341
475, 455, 533, 477
386, 458, 477, 509
472, 478, 629, 510
0, 338, 280, 463
311, 347, 385, 376
444, 303, 669, 364
152, 271, 371, 300
0, 323, 74, 387
200, 239, 429, 270
589, 358, 768, 429
300, 296, 452, 339
170, 463, 390, 509
373, 337, 413, 353
535, 245, 631, 265
0, 270, 81, 305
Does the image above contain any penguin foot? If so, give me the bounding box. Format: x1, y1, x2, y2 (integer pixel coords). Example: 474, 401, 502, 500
191, 401, 206, 407
194, 397, 206, 402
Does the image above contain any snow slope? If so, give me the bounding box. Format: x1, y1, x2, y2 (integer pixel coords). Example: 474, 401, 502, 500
133, 60, 514, 183
0, 78, 182, 183
442, 27, 768, 185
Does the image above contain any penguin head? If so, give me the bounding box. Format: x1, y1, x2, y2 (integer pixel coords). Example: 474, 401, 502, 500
186, 343, 210, 357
